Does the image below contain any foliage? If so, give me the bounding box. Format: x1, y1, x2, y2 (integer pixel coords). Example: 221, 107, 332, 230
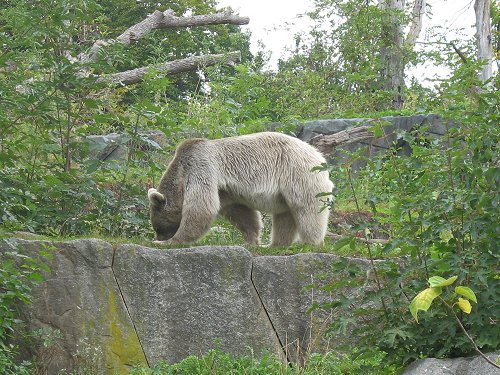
129, 347, 401, 375
317, 76, 499, 364
409, 276, 500, 370
409, 275, 475, 323
254, 0, 417, 116
0, 0, 250, 239
0, 247, 51, 374
1, 0, 498, 371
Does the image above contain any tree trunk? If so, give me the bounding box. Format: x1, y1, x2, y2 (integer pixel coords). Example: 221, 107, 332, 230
406, 0, 427, 48
379, 0, 405, 110
474, 0, 493, 83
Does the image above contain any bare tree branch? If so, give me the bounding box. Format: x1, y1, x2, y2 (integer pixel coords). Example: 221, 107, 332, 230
450, 42, 469, 64
415, 41, 469, 64
80, 9, 249, 63
98, 51, 241, 85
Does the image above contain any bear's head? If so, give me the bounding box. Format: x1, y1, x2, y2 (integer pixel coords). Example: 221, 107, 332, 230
148, 188, 181, 241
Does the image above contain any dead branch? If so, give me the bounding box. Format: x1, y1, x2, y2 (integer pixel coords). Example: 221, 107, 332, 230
80, 9, 249, 63
98, 51, 241, 85
309, 126, 374, 154
450, 42, 469, 64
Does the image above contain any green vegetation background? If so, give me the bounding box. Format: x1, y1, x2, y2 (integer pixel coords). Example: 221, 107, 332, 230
0, 0, 498, 374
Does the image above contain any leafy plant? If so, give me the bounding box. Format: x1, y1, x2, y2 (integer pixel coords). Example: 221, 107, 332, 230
0, 247, 51, 374
316, 78, 499, 365
410, 276, 500, 370
129, 347, 401, 375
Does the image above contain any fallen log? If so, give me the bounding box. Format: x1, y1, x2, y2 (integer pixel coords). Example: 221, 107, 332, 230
309, 125, 373, 153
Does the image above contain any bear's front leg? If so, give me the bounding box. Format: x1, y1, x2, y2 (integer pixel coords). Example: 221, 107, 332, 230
166, 201, 218, 245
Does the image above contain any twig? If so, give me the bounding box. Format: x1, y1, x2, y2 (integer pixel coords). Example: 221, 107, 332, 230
439, 296, 500, 370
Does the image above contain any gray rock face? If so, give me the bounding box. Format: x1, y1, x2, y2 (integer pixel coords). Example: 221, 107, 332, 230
112, 244, 282, 366
0, 238, 146, 375
252, 253, 375, 363
298, 118, 370, 142
402, 351, 500, 375
294, 114, 450, 169
6, 238, 494, 375
297, 114, 446, 143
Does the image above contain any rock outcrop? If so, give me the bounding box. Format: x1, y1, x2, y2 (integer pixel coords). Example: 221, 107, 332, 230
4, 238, 494, 375
295, 114, 450, 169
402, 351, 500, 375
3, 239, 360, 374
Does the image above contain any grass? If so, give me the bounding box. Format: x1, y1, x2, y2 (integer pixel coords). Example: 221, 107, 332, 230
7, 217, 400, 259
128, 347, 403, 375
5, 196, 401, 259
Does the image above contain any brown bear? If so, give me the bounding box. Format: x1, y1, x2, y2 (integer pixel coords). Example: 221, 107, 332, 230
148, 132, 333, 247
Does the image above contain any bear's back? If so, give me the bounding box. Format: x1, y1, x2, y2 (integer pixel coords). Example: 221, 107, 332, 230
207, 132, 330, 196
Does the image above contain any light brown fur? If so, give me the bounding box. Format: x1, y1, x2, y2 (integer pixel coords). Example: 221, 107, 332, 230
148, 132, 333, 247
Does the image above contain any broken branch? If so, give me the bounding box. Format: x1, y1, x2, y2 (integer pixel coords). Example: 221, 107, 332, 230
98, 51, 241, 85
81, 9, 249, 63
309, 126, 374, 154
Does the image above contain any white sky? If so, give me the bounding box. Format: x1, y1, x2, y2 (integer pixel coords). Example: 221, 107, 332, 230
217, 0, 478, 85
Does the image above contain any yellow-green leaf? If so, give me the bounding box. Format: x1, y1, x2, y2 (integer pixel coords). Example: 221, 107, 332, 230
455, 286, 477, 303
428, 275, 458, 288
409, 287, 442, 323
457, 298, 472, 314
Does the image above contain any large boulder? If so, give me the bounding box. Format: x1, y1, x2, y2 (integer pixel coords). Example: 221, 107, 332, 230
296, 114, 446, 144
112, 244, 282, 366
294, 114, 449, 169
402, 351, 500, 375
0, 238, 146, 375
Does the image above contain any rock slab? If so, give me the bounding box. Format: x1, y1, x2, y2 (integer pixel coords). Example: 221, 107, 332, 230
402, 351, 500, 375
252, 253, 375, 362
0, 238, 146, 375
113, 244, 282, 366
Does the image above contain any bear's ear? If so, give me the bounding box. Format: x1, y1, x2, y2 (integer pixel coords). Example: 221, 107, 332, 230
148, 188, 166, 207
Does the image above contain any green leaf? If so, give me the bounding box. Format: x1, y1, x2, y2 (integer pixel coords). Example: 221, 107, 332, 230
455, 286, 477, 303
331, 236, 355, 252
428, 275, 458, 288
27, 272, 44, 282
457, 298, 472, 314
409, 287, 442, 323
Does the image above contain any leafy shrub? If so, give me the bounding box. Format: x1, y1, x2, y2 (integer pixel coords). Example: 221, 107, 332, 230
0, 247, 51, 374
320, 83, 499, 364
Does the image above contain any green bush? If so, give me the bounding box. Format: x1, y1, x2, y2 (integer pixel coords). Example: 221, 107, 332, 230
0, 247, 51, 374
320, 83, 499, 364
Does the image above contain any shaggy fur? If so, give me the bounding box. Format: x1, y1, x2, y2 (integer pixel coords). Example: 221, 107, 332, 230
148, 132, 333, 247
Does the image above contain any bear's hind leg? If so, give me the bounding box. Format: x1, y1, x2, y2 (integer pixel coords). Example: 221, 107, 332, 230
293, 208, 329, 246
220, 204, 262, 246
270, 212, 298, 247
